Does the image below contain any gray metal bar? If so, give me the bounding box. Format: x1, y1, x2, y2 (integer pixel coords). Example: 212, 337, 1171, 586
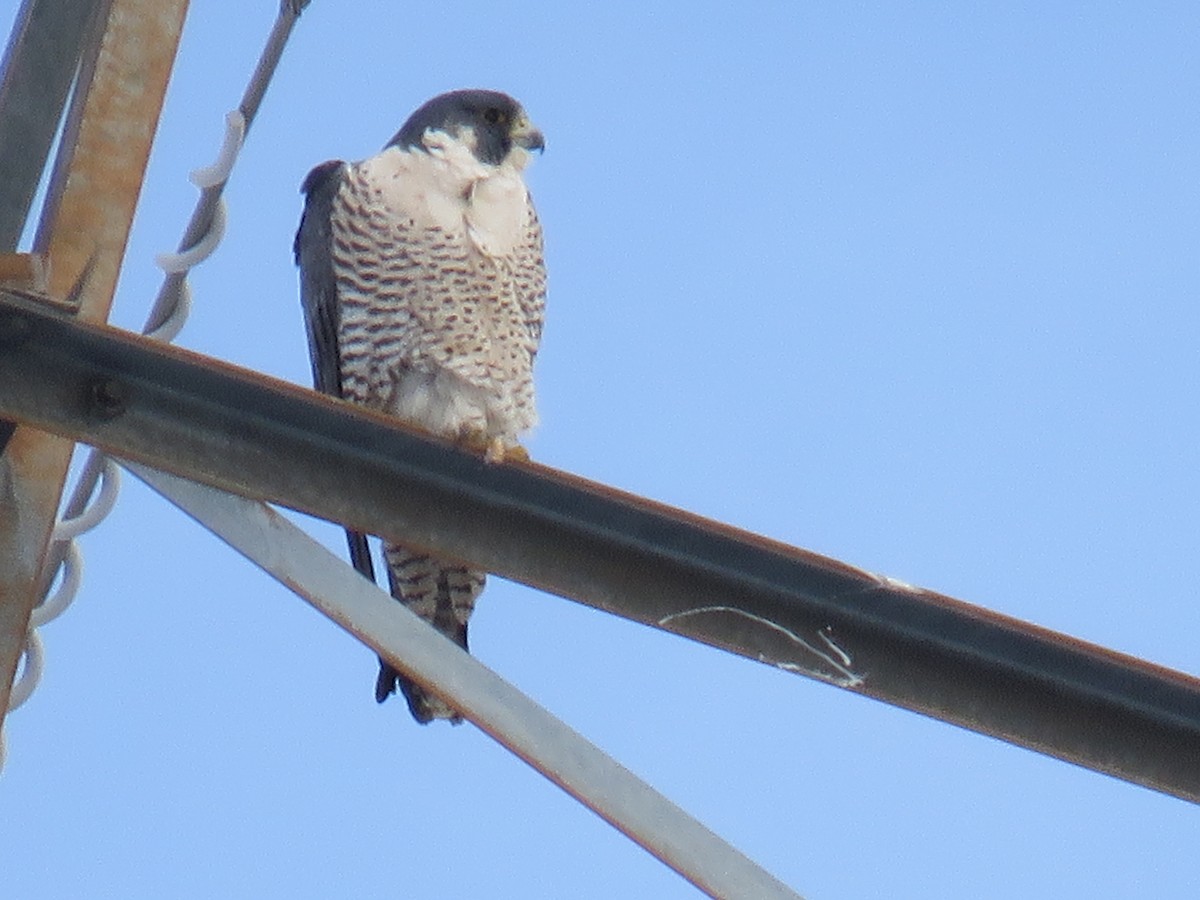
125, 461, 804, 900
0, 0, 105, 250
1, 290, 1199, 805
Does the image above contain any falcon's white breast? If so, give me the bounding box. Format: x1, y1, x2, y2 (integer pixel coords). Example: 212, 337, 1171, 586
330, 123, 545, 446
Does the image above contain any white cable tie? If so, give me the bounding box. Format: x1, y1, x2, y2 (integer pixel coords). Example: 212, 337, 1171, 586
52, 457, 121, 542
155, 198, 227, 274
31, 541, 83, 629
144, 279, 193, 343
189, 109, 246, 189
7, 631, 45, 712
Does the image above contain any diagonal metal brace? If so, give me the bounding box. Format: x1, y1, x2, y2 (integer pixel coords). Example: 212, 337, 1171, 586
124, 460, 803, 900
1, 290, 1198, 805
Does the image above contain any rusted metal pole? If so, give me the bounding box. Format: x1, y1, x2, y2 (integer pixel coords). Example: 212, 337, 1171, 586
1, 292, 1198, 805
0, 0, 189, 723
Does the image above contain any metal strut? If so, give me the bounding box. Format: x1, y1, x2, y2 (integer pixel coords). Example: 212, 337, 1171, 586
1, 290, 1198, 807
124, 460, 805, 900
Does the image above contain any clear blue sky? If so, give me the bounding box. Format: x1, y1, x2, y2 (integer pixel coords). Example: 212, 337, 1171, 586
4, 2, 1199, 897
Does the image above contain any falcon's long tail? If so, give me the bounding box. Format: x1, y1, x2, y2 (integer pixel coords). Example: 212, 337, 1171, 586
377, 542, 485, 724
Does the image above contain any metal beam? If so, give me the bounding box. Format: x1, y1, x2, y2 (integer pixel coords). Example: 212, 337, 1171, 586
125, 461, 804, 900
0, 0, 188, 723
1, 291, 1199, 805
0, 0, 106, 250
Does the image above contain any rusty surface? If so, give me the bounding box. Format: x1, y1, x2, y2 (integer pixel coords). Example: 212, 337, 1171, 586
0, 253, 47, 292
1, 293, 1199, 805
0, 0, 189, 722
31, 0, 190, 318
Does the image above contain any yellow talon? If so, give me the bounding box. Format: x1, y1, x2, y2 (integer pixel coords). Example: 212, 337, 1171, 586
502, 443, 530, 463
484, 437, 506, 464
484, 438, 530, 464
459, 429, 529, 464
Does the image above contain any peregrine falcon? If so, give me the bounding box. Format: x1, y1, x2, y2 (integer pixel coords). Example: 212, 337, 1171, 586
294, 90, 546, 723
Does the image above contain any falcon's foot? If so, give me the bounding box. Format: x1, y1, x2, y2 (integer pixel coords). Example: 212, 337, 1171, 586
458, 429, 529, 465
490, 441, 530, 464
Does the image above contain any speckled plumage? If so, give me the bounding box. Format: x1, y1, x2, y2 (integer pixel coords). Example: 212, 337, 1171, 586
295, 90, 546, 723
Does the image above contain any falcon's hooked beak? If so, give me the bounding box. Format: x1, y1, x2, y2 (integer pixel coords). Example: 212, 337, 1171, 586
513, 118, 545, 154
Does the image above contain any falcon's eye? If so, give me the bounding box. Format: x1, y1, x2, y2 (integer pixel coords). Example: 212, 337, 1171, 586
483, 107, 506, 126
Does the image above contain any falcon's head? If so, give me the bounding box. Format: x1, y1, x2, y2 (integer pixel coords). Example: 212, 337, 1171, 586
388, 89, 544, 168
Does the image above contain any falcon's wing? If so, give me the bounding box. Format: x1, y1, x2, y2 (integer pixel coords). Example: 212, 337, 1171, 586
295, 160, 377, 582
517, 196, 548, 355
295, 159, 346, 397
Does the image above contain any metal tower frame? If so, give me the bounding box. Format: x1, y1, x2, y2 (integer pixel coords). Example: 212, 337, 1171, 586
2, 2, 1198, 897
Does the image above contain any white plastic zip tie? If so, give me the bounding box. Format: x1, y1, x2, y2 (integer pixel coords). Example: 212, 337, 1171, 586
30, 542, 84, 629
188, 109, 245, 188
1, 632, 43, 771
52, 456, 120, 542
6, 458, 116, 724
151, 110, 240, 315
154, 199, 228, 276
143, 279, 192, 343
7, 632, 44, 713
